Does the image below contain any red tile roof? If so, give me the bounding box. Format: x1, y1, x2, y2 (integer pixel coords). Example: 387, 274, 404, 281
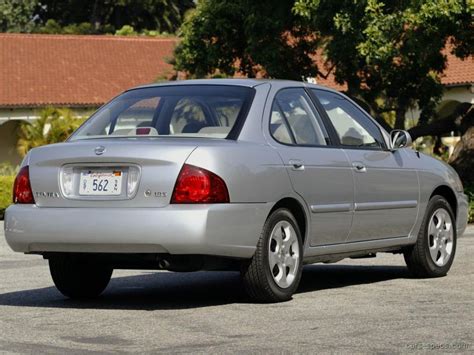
440, 46, 474, 86
0, 34, 176, 107
0, 34, 471, 108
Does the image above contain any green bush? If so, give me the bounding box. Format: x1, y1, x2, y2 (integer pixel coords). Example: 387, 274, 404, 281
0, 176, 14, 219
115, 25, 137, 36
0, 162, 18, 176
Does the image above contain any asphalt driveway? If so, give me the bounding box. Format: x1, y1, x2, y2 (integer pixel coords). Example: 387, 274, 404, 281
1, 221, 473, 354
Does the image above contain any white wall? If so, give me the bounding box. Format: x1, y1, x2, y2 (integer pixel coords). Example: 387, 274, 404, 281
0, 120, 22, 166
0, 107, 94, 123
405, 84, 474, 128
442, 85, 474, 104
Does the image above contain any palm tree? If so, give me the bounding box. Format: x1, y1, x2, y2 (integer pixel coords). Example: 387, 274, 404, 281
17, 107, 86, 157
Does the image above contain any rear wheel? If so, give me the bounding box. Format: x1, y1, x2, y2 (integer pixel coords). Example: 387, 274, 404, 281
49, 255, 112, 299
404, 195, 456, 277
241, 208, 303, 302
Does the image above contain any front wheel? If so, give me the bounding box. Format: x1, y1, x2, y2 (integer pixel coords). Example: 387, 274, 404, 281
49, 255, 113, 299
404, 195, 457, 278
241, 208, 303, 302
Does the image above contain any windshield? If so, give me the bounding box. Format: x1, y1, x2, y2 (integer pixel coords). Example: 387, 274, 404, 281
70, 85, 255, 141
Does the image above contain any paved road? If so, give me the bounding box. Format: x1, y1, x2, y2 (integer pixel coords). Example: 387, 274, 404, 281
1, 222, 473, 354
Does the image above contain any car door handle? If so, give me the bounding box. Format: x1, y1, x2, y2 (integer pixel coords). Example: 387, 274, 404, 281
289, 159, 305, 171
352, 162, 367, 173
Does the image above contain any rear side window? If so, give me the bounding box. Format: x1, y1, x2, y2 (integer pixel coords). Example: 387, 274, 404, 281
70, 85, 255, 141
270, 88, 329, 146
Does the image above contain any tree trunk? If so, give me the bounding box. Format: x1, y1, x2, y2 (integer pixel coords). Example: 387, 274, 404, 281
90, 0, 103, 30
449, 126, 474, 186
394, 106, 406, 130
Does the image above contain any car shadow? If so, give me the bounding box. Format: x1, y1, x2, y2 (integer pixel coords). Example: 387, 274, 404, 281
0, 264, 411, 310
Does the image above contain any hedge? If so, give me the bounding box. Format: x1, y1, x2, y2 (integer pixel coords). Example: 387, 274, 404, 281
0, 176, 14, 219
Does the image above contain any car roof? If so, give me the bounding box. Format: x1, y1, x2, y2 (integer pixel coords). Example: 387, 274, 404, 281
129, 78, 338, 92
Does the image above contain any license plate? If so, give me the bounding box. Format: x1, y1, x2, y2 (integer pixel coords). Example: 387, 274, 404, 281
79, 170, 122, 196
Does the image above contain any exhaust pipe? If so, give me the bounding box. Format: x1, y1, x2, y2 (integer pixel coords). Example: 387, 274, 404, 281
158, 259, 170, 269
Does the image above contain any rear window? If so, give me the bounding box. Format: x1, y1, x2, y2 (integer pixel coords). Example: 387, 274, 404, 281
70, 85, 255, 141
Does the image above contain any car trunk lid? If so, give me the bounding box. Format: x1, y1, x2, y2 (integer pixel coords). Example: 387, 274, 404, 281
28, 138, 197, 208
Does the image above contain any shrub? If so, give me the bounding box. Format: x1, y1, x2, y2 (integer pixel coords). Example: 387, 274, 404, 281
17, 107, 86, 158
0, 176, 14, 219
115, 25, 137, 36
0, 162, 18, 176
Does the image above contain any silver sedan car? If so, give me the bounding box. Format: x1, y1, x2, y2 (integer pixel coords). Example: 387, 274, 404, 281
4, 79, 469, 302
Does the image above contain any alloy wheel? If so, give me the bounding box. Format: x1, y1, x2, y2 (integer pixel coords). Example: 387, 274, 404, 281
268, 220, 300, 288
427, 208, 454, 267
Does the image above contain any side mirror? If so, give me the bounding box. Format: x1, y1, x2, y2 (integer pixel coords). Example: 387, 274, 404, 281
390, 130, 412, 151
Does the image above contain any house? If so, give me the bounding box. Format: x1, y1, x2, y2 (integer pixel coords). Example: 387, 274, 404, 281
405, 46, 474, 127
0, 34, 177, 165
0, 33, 472, 166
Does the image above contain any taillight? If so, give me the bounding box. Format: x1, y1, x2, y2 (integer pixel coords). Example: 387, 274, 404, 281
171, 164, 230, 204
13, 166, 35, 204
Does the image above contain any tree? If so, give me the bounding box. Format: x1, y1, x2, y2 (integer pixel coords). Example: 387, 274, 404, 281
17, 108, 86, 157
174, 0, 472, 133
175, 0, 318, 79
35, 0, 195, 34
0, 0, 195, 34
0, 0, 38, 32
293, 0, 473, 132
449, 107, 474, 185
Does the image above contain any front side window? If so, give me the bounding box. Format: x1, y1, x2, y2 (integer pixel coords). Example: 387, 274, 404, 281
312, 89, 385, 149
270, 89, 329, 146
70, 85, 254, 141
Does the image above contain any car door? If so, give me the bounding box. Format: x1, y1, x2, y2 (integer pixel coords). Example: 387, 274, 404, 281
267, 88, 354, 246
311, 89, 419, 242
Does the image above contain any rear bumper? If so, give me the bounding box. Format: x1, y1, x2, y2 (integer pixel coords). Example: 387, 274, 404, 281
4, 204, 271, 259
457, 192, 469, 237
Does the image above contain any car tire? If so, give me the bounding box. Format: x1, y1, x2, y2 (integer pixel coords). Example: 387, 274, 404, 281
241, 208, 303, 303
404, 195, 457, 278
49, 255, 113, 299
